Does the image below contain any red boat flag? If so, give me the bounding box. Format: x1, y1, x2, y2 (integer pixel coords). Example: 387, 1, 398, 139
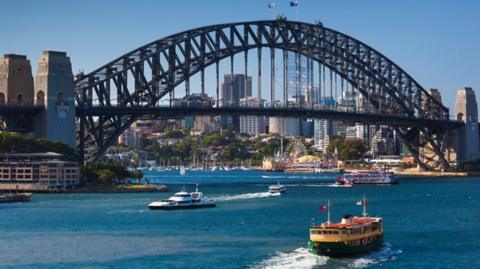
320, 204, 328, 211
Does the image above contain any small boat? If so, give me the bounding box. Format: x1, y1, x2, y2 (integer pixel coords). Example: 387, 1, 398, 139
308, 197, 383, 257
148, 184, 215, 210
335, 176, 353, 187
0, 192, 32, 203
268, 181, 286, 194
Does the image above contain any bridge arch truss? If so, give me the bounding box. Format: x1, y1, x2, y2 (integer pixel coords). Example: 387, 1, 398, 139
75, 20, 459, 170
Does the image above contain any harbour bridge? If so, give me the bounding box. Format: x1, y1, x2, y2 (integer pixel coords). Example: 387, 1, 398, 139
73, 19, 464, 171
5, 20, 463, 170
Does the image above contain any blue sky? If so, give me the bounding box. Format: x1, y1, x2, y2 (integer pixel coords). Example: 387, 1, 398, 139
1, 0, 479, 110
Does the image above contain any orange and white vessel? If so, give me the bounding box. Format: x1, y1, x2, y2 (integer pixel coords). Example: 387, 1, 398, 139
308, 197, 383, 256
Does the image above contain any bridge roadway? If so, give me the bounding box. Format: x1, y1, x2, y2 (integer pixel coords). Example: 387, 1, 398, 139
76, 106, 463, 130
0, 105, 44, 114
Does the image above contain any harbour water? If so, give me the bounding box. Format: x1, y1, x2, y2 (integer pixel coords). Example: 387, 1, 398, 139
1, 170, 479, 268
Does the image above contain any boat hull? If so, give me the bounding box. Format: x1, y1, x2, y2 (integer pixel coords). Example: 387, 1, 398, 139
308, 236, 383, 257
0, 193, 31, 203
148, 203, 216, 210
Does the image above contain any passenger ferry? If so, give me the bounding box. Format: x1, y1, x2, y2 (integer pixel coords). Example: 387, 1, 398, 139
308, 197, 383, 256
148, 184, 215, 210
268, 181, 286, 194
339, 170, 398, 185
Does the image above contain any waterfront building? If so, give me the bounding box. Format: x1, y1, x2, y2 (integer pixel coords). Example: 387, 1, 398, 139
0, 152, 79, 191
239, 97, 266, 135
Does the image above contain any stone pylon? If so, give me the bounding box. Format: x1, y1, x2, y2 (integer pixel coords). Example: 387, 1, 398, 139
0, 54, 34, 105
454, 87, 479, 163
34, 51, 75, 149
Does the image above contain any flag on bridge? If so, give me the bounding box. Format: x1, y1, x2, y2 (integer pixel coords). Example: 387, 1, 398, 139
320, 204, 328, 211
290, 0, 299, 7
268, 1, 275, 8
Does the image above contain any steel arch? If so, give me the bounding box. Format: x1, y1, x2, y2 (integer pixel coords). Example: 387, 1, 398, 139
75, 19, 456, 170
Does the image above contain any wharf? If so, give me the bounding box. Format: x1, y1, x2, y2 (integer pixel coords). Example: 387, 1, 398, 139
393, 170, 468, 177
0, 184, 168, 193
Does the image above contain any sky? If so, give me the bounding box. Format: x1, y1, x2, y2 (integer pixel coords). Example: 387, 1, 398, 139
1, 0, 479, 111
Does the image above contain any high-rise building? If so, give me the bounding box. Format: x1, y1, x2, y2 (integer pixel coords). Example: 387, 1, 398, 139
239, 97, 266, 135
269, 52, 314, 137
371, 126, 400, 157
220, 74, 252, 106
220, 74, 252, 130
345, 126, 357, 140
355, 123, 376, 147
314, 119, 333, 152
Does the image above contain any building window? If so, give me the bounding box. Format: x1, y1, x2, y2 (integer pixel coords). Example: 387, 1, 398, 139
36, 91, 45, 106
457, 113, 464, 121
17, 94, 23, 105
57, 92, 65, 105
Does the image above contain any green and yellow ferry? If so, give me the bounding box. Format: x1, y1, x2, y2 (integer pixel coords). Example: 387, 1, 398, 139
308, 198, 383, 257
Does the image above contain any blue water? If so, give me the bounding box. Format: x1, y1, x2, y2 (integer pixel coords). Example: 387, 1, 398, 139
1, 170, 479, 268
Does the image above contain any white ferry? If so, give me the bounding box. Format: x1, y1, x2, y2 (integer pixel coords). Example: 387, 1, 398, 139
339, 170, 398, 185
268, 181, 286, 194
148, 185, 216, 210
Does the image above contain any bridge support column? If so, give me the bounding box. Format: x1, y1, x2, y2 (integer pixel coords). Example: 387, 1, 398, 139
454, 87, 480, 164
34, 51, 76, 149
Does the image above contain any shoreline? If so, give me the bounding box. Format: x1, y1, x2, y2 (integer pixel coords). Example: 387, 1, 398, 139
0, 184, 168, 194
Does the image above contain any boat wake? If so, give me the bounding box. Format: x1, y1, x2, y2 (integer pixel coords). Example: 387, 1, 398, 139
340, 243, 402, 268
261, 175, 331, 180
250, 247, 329, 269
251, 244, 401, 269
284, 183, 344, 188
213, 192, 281, 201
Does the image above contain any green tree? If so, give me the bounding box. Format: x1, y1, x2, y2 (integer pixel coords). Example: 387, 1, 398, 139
97, 169, 116, 186
327, 137, 366, 161
134, 169, 143, 184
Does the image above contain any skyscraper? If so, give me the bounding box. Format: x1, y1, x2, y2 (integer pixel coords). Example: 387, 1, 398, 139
220, 74, 252, 130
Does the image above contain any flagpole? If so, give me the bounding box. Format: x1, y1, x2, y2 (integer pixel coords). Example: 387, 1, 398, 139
327, 199, 331, 224
362, 194, 367, 219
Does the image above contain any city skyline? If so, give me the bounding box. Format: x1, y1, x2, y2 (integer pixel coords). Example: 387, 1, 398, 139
1, 0, 479, 111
